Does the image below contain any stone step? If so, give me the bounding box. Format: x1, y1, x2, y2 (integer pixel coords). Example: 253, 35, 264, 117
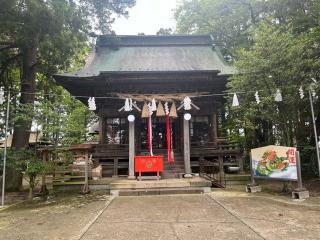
112, 187, 211, 196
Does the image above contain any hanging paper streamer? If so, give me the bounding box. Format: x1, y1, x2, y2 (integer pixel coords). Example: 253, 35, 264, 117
88, 97, 96, 111
232, 93, 239, 107
183, 96, 192, 110
311, 88, 317, 98
147, 103, 154, 156
164, 102, 170, 115
151, 98, 157, 111
274, 89, 283, 102
166, 115, 174, 164
124, 98, 133, 111
254, 91, 260, 104
0, 88, 4, 105
299, 86, 304, 99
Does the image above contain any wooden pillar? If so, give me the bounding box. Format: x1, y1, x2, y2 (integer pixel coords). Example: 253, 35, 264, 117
128, 117, 136, 180
218, 155, 224, 176
211, 112, 218, 144
82, 151, 89, 194
183, 117, 192, 178
113, 158, 118, 177
99, 115, 104, 144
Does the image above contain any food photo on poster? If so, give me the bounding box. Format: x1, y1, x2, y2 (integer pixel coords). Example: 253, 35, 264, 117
251, 145, 298, 180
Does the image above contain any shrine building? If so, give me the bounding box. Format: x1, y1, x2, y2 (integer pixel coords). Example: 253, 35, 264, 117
54, 34, 242, 182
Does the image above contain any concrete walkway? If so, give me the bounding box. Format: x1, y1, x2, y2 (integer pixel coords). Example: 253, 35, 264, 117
1, 191, 320, 240
80, 194, 263, 240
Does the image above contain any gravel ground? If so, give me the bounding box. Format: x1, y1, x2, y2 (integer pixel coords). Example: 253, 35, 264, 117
0, 191, 110, 240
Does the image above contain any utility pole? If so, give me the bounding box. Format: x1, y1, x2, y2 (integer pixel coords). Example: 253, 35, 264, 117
309, 87, 320, 177
1, 90, 10, 207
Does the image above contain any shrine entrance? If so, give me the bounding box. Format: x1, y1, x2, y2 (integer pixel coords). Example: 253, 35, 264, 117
140, 117, 177, 150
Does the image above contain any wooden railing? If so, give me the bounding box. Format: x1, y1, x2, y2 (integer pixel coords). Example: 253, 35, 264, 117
199, 158, 226, 188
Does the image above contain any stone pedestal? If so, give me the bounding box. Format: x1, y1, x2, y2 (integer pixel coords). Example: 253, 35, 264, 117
184, 173, 193, 178
292, 189, 309, 199
246, 184, 262, 193
128, 175, 136, 180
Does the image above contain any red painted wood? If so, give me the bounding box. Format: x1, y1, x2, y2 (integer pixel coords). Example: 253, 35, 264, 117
135, 156, 164, 176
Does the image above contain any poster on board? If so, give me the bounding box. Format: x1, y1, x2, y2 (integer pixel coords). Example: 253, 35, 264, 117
251, 145, 297, 181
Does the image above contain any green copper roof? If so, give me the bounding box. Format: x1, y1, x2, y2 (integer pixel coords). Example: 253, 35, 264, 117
56, 35, 235, 78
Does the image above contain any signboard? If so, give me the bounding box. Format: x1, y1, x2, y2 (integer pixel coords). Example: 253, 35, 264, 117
251, 145, 297, 180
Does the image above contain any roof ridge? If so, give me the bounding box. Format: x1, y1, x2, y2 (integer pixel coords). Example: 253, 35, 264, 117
96, 34, 215, 48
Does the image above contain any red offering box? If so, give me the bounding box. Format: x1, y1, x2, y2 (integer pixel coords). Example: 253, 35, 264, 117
135, 156, 164, 178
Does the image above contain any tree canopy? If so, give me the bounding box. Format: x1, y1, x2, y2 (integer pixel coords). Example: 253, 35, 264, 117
0, 0, 135, 190
0, 0, 135, 148
175, 0, 320, 176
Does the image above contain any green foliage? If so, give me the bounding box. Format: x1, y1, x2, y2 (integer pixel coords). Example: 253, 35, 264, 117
227, 21, 320, 176
0, 0, 134, 147
156, 28, 173, 35
174, 0, 320, 56
175, 0, 320, 177
2, 148, 52, 198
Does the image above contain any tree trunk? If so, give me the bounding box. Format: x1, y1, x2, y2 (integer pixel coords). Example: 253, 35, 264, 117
12, 44, 38, 148
8, 41, 38, 191
29, 187, 33, 201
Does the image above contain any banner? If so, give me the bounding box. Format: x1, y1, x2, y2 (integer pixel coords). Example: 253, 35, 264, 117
251, 145, 297, 180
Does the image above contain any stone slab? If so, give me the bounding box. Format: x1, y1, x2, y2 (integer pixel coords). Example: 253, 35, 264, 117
246, 185, 262, 193
292, 190, 309, 199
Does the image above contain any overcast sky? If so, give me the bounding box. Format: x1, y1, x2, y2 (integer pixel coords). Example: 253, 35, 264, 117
112, 0, 178, 35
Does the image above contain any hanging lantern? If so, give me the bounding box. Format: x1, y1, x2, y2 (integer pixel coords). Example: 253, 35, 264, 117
151, 98, 157, 111
169, 102, 178, 118
164, 102, 170, 115
0, 88, 4, 105
141, 102, 149, 118
299, 86, 304, 99
254, 91, 260, 104
232, 93, 239, 107
156, 101, 165, 117
274, 89, 283, 102
88, 97, 96, 111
